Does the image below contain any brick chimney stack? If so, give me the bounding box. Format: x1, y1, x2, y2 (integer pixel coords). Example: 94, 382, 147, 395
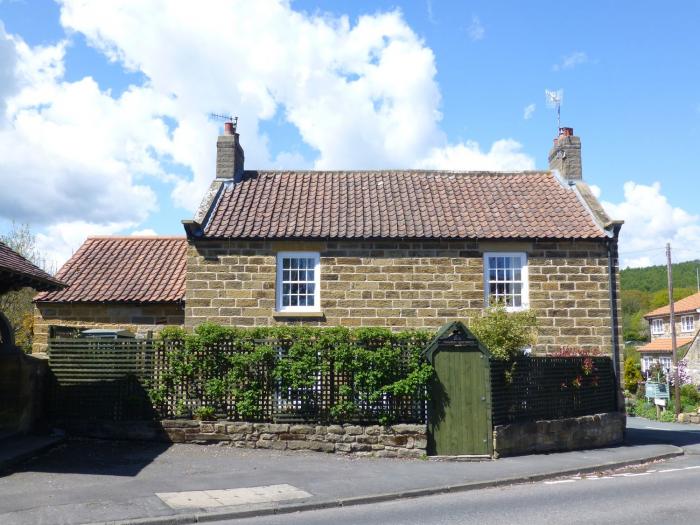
548, 127, 582, 182
216, 121, 244, 180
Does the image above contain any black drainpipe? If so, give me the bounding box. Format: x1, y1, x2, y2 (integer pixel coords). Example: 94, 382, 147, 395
606, 224, 623, 382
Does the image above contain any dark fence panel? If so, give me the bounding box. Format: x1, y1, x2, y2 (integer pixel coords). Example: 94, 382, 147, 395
47, 338, 156, 421
48, 337, 426, 424
490, 356, 618, 425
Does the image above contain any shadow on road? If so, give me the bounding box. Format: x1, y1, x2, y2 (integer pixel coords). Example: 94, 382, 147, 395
11, 438, 171, 477
625, 425, 700, 448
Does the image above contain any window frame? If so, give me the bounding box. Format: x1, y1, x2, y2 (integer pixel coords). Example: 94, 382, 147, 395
483, 252, 529, 312
275, 251, 321, 313
650, 318, 664, 335
681, 315, 695, 333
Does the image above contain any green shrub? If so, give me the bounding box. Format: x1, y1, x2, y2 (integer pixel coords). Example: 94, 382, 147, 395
624, 357, 643, 394
681, 384, 700, 405
470, 304, 538, 361
194, 406, 216, 421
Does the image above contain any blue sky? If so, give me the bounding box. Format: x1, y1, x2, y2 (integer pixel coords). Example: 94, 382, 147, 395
0, 0, 698, 268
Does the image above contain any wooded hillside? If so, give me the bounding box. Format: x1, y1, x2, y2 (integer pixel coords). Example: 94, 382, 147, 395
621, 259, 700, 342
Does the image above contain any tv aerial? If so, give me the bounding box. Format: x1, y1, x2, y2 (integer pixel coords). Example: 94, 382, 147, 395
545, 89, 563, 131
209, 113, 238, 132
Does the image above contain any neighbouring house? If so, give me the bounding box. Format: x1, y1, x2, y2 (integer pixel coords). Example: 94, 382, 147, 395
640, 291, 700, 383
33, 236, 187, 353
182, 123, 624, 365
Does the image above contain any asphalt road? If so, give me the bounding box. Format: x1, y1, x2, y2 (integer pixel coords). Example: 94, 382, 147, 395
222, 453, 700, 525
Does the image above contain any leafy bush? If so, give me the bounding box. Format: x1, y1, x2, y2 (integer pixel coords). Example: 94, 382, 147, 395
470, 304, 538, 361
624, 357, 643, 394
152, 324, 433, 424
681, 384, 700, 405
194, 406, 216, 421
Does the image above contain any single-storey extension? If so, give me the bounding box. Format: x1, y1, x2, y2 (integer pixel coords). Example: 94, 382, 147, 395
33, 236, 186, 352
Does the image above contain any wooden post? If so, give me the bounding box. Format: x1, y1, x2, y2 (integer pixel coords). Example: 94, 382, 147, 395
666, 243, 680, 418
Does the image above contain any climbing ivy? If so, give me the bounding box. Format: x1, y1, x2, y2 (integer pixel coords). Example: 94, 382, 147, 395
151, 324, 433, 424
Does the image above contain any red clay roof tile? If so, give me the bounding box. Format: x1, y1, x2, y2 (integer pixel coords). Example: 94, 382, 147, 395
35, 237, 186, 303
201, 171, 606, 240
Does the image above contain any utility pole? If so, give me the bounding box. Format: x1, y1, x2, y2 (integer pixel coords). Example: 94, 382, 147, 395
666, 243, 680, 417
696, 267, 699, 292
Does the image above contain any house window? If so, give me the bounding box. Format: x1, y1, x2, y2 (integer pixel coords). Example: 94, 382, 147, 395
642, 356, 652, 373
483, 253, 529, 310
659, 356, 672, 372
276, 252, 320, 312
651, 318, 664, 335
681, 315, 695, 333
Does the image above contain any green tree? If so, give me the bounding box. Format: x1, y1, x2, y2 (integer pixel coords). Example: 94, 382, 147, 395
0, 222, 49, 352
470, 304, 538, 361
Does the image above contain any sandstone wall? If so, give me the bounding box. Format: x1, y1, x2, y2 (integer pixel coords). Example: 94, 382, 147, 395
33, 302, 184, 353
186, 239, 621, 355
492, 412, 625, 457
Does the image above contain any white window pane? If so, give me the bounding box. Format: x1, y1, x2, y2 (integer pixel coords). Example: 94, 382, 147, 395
282, 295, 290, 306
489, 257, 497, 268
283, 258, 290, 269
299, 295, 307, 306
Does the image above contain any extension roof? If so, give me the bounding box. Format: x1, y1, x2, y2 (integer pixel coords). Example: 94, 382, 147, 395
195, 171, 608, 240
637, 336, 695, 354
645, 292, 700, 318
0, 241, 65, 293
35, 237, 187, 304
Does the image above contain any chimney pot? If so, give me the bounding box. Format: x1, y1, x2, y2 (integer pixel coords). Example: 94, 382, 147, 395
224, 121, 235, 135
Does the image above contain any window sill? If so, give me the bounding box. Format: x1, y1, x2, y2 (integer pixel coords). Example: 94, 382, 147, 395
273, 311, 325, 319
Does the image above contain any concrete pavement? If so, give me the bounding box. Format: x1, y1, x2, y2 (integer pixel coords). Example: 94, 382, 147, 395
2, 418, 697, 525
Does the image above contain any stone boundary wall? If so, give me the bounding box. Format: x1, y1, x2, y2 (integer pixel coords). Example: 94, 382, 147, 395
492, 412, 625, 458
677, 412, 700, 424
55, 420, 427, 458
163, 421, 427, 458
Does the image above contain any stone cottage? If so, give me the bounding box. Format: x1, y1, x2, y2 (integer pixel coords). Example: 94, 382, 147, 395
640, 291, 700, 383
33, 236, 187, 352
182, 123, 624, 366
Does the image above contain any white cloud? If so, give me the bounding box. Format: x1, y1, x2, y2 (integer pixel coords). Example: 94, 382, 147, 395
602, 182, 700, 268
131, 228, 157, 236
523, 103, 535, 120
0, 22, 19, 124
0, 24, 174, 266
419, 139, 535, 171
467, 15, 485, 41
553, 51, 589, 71
36, 220, 136, 271
1, 1, 536, 266
58, 1, 529, 198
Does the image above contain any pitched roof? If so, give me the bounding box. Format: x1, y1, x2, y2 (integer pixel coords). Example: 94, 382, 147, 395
638, 336, 695, 353
199, 171, 607, 240
0, 241, 65, 293
35, 237, 187, 303
645, 292, 700, 318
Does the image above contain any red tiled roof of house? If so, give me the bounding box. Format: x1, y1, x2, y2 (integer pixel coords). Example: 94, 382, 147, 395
201, 171, 607, 240
645, 292, 700, 318
35, 237, 186, 303
0, 240, 65, 292
637, 336, 695, 353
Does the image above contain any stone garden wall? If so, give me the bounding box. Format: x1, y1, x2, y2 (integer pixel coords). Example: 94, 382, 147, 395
492, 411, 625, 458
162, 421, 427, 458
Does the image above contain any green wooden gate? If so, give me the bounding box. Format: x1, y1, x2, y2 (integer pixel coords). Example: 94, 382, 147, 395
423, 322, 492, 456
